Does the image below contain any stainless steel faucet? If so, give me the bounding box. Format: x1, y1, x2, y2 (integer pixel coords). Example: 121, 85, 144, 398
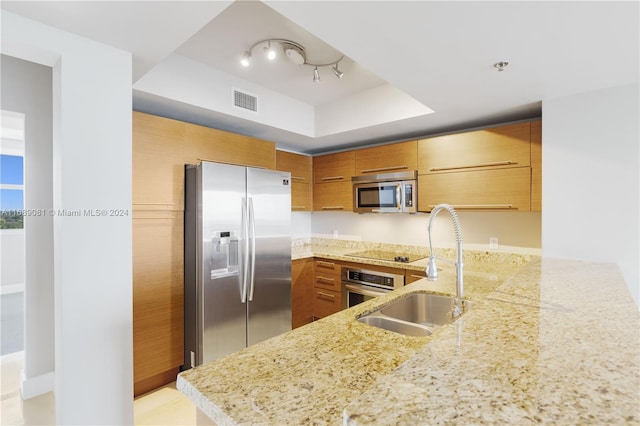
426, 203, 464, 317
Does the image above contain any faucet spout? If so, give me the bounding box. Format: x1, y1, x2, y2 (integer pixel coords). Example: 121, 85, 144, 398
426, 204, 464, 316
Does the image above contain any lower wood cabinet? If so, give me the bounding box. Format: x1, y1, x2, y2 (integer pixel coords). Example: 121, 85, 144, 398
292, 258, 314, 329
418, 167, 531, 212
312, 259, 342, 319
132, 211, 184, 396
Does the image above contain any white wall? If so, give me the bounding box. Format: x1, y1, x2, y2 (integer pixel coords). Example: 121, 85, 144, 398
2, 11, 134, 425
1, 54, 55, 393
542, 84, 639, 305
310, 211, 542, 253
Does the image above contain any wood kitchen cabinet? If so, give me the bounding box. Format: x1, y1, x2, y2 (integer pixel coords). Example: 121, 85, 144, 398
313, 259, 343, 319
184, 121, 276, 170
354, 140, 418, 176
313, 151, 355, 211
530, 119, 542, 211
417, 122, 531, 174
417, 121, 537, 212
419, 167, 531, 212
405, 269, 426, 285
292, 258, 314, 329
132, 111, 280, 396
276, 150, 313, 211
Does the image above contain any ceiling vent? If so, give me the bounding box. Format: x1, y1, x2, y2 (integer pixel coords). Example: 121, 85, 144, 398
233, 89, 258, 113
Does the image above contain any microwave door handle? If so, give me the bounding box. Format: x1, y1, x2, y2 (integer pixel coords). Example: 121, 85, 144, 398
396, 184, 401, 211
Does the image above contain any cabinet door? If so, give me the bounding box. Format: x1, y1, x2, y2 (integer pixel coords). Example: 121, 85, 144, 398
292, 259, 314, 329
132, 112, 185, 209
313, 181, 353, 211
184, 122, 276, 169
531, 120, 542, 211
355, 140, 417, 176
418, 167, 531, 212
276, 150, 312, 183
277, 151, 313, 211
418, 122, 531, 174
313, 151, 355, 183
133, 212, 184, 396
405, 270, 426, 284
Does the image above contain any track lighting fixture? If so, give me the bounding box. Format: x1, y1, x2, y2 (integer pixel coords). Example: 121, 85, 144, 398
240, 38, 345, 82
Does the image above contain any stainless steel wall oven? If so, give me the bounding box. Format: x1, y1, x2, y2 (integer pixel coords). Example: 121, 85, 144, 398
341, 267, 405, 309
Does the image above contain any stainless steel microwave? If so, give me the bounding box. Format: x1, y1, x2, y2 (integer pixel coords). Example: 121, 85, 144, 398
352, 171, 417, 213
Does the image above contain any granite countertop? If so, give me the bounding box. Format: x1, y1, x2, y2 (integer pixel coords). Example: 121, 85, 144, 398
177, 241, 639, 425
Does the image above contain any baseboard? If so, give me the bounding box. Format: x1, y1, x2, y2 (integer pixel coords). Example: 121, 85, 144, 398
21, 369, 54, 399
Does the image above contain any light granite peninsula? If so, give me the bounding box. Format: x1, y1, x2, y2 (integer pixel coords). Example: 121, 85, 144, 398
177, 245, 639, 425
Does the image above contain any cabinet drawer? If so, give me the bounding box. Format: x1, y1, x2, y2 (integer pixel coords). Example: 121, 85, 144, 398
355, 140, 417, 176
313, 151, 355, 183
313, 181, 353, 211
314, 259, 341, 273
418, 167, 531, 212
418, 122, 531, 174
313, 288, 341, 319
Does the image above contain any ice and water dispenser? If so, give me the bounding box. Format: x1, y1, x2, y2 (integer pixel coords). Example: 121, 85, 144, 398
210, 231, 239, 279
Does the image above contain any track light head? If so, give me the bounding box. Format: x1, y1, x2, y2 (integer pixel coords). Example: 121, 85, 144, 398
332, 64, 344, 79
264, 41, 276, 60
240, 51, 251, 67
313, 67, 320, 83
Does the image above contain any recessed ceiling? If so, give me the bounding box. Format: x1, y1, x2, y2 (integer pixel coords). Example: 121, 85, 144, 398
1, 1, 638, 155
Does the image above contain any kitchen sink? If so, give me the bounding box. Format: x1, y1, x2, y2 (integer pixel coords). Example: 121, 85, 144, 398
357, 316, 433, 337
356, 292, 473, 336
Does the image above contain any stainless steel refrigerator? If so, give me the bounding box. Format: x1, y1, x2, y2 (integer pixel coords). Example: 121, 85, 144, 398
184, 161, 291, 368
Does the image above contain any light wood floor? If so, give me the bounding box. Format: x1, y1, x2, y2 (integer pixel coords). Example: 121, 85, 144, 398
1, 352, 198, 425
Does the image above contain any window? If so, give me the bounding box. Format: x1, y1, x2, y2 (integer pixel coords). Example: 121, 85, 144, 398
0, 110, 25, 230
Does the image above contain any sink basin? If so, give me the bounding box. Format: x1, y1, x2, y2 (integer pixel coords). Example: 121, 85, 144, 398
357, 316, 433, 337
356, 292, 473, 336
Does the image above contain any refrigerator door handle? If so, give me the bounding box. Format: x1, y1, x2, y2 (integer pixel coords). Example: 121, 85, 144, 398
241, 198, 249, 303
248, 197, 256, 302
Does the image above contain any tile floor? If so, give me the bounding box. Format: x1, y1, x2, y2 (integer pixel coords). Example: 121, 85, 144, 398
1, 352, 198, 425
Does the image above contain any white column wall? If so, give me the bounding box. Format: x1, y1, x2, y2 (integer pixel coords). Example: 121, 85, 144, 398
542, 84, 639, 306
2, 11, 133, 425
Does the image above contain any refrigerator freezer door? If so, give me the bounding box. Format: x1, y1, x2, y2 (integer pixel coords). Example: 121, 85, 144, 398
199, 162, 248, 363
246, 167, 292, 346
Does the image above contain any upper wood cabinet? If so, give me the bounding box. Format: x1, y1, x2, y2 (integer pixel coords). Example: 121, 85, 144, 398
313, 151, 355, 211
313, 151, 355, 184
418, 167, 531, 212
530, 120, 542, 211
354, 140, 418, 176
276, 150, 313, 211
133, 112, 185, 210
184, 122, 276, 170
418, 122, 531, 174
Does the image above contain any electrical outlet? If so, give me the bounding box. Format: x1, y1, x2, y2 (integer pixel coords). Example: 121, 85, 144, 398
489, 237, 499, 250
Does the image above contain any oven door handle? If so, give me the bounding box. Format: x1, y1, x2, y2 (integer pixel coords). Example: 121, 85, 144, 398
344, 283, 389, 298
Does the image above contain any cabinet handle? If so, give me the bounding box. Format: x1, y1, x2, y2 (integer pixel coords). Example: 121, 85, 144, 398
429, 160, 517, 172
292, 206, 306, 210
316, 276, 335, 283
292, 176, 306, 181
316, 261, 335, 269
427, 204, 515, 210
320, 176, 344, 181
360, 165, 408, 174
409, 274, 426, 279
321, 206, 344, 210
316, 291, 335, 299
